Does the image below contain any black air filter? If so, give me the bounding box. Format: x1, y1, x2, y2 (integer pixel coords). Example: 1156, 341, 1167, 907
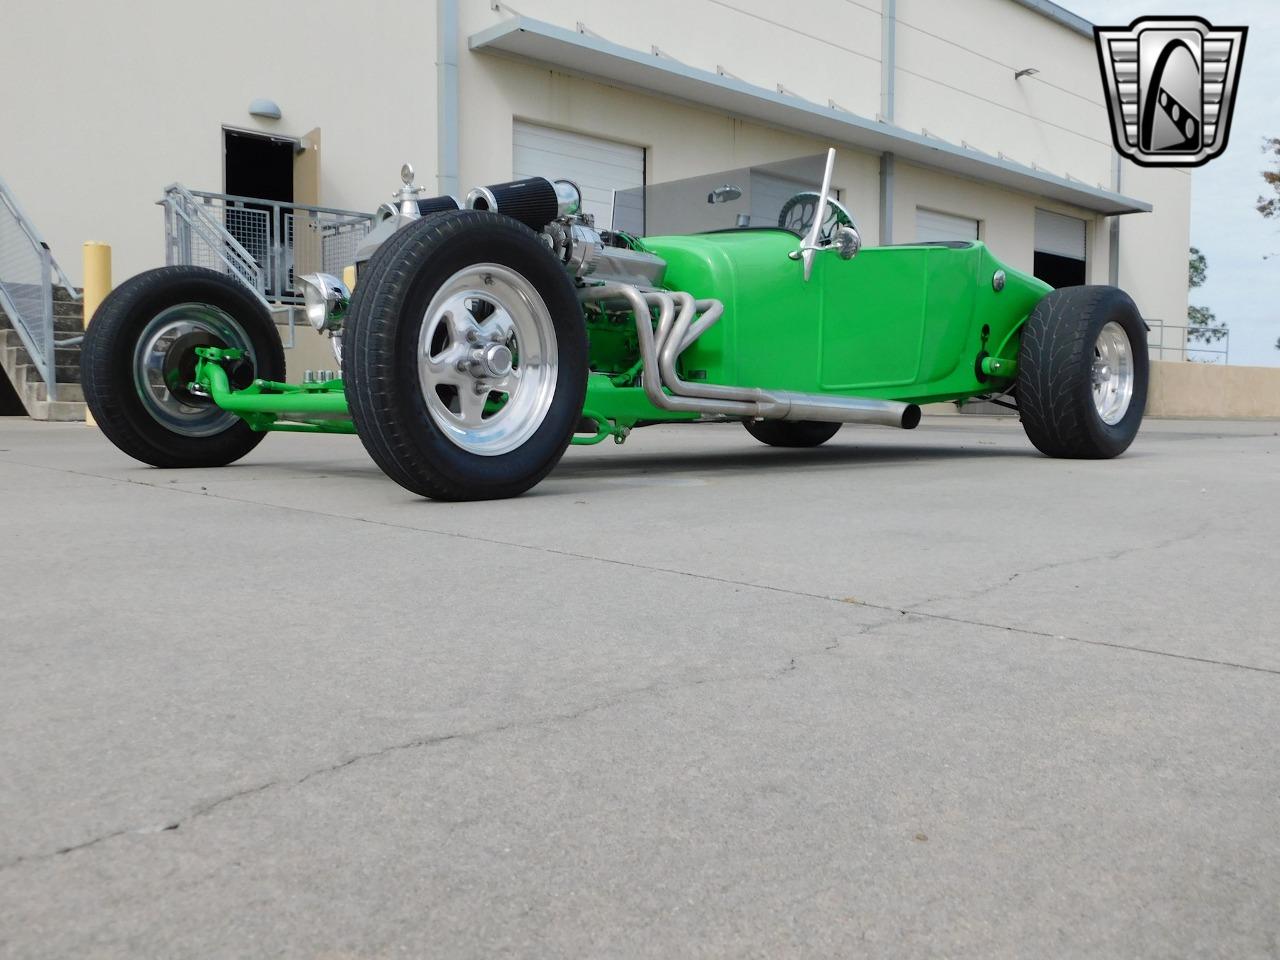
415, 195, 462, 216
465, 177, 559, 231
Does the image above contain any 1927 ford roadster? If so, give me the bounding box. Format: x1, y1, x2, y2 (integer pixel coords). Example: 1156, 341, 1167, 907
82, 149, 1148, 500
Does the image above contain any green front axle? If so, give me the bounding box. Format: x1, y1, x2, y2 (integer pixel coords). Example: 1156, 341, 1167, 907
192, 346, 693, 443
193, 347, 354, 434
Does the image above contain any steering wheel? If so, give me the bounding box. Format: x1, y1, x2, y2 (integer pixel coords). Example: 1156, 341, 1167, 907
778, 192, 855, 241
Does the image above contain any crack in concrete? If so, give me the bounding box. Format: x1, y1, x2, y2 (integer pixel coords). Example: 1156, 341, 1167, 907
911, 520, 1215, 610
2, 455, 1276, 683
0, 618, 897, 874
2, 456, 1278, 872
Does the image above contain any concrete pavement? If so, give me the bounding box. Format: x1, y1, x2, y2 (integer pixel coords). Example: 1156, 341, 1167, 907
1, 415, 1277, 957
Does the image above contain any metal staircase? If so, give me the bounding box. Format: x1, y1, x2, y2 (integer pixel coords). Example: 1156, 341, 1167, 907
0, 177, 85, 420
0, 180, 375, 422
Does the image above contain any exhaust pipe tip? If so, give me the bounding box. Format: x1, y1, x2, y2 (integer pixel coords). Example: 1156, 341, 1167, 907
902, 404, 922, 430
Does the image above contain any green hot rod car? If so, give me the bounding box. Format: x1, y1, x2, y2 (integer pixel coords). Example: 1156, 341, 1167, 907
82, 149, 1148, 500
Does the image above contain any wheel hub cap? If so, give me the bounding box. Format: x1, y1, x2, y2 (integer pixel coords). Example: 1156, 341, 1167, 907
477, 342, 513, 379
1091, 321, 1135, 425
417, 264, 558, 456
133, 304, 256, 437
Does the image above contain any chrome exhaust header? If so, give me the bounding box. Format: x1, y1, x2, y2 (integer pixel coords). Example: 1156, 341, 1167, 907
578, 283, 920, 429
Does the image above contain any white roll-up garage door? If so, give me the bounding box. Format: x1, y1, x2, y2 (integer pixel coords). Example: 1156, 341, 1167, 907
1034, 209, 1087, 259
512, 121, 645, 232
915, 207, 979, 243
749, 173, 812, 228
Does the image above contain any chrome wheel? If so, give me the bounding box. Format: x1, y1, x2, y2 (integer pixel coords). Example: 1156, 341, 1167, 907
133, 304, 255, 437
418, 264, 558, 456
1091, 320, 1135, 425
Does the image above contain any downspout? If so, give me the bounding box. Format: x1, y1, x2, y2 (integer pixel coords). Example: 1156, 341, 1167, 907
879, 154, 895, 248
879, 0, 896, 245
881, 0, 896, 123
1108, 151, 1121, 286
437, 0, 460, 198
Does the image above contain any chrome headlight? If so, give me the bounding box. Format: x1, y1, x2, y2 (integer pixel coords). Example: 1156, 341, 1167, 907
297, 272, 350, 333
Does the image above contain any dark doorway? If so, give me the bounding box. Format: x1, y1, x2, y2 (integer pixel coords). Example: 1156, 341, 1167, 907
1034, 251, 1086, 289
224, 129, 294, 203
223, 130, 295, 284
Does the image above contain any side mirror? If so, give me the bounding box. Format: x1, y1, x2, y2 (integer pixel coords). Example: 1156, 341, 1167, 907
707, 183, 743, 204
833, 225, 861, 260
788, 220, 862, 266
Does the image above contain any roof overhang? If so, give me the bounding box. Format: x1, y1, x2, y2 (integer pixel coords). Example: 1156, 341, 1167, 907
1008, 0, 1093, 38
469, 17, 1150, 216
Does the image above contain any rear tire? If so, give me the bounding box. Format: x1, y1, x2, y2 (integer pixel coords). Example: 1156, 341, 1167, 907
344, 211, 588, 501
744, 419, 842, 448
80, 266, 284, 468
1016, 285, 1147, 459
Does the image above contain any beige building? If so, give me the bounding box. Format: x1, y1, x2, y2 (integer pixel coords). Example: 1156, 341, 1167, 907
1, 0, 1188, 352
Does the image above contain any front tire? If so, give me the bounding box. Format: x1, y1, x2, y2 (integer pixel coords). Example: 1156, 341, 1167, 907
743, 419, 842, 448
1016, 285, 1148, 459
80, 266, 284, 468
344, 211, 588, 501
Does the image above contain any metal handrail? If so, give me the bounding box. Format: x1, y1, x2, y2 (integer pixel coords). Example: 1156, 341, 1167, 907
0, 178, 79, 300
0, 176, 71, 401
161, 184, 375, 308
159, 183, 267, 302
185, 189, 378, 221
1147, 318, 1230, 364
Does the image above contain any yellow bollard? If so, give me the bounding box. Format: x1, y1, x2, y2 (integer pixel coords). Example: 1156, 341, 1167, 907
82, 242, 111, 326
82, 242, 112, 426
342, 264, 357, 292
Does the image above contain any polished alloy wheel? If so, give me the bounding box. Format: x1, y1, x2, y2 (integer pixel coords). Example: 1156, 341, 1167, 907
417, 264, 559, 456
133, 303, 255, 437
1090, 320, 1135, 425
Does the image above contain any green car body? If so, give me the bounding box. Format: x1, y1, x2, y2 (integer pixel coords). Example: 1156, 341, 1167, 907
191, 231, 1045, 440
639, 231, 1045, 406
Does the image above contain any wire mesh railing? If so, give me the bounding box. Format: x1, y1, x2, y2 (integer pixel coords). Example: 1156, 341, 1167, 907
0, 177, 80, 402
1147, 319, 1230, 364
160, 184, 265, 298
160, 186, 375, 305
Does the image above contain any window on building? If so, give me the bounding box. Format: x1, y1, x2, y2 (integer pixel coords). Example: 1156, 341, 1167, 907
915, 207, 980, 244
512, 121, 645, 232
1033, 209, 1087, 288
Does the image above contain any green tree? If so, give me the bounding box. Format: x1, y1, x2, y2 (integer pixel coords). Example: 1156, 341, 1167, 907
1259, 138, 1280, 350
1258, 137, 1280, 219
1186, 247, 1226, 345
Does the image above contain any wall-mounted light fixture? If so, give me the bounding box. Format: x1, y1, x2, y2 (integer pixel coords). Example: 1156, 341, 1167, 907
1014, 67, 1040, 80
248, 98, 282, 120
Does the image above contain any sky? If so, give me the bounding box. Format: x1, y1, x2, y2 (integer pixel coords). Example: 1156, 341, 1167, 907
1067, 0, 1280, 366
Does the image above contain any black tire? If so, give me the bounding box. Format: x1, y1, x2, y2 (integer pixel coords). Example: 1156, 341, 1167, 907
344, 211, 588, 501
1016, 285, 1148, 459
743, 419, 842, 448
80, 266, 285, 468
